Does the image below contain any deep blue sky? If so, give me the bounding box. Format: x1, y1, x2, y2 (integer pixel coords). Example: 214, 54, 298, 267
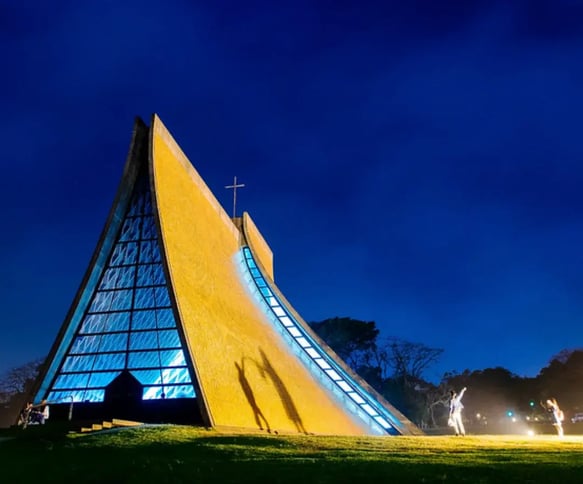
2, 0, 583, 382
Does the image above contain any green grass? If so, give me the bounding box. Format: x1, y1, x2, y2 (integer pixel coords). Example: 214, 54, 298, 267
1, 425, 582, 483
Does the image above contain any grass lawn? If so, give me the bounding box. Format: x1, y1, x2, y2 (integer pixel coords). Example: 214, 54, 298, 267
1, 425, 582, 483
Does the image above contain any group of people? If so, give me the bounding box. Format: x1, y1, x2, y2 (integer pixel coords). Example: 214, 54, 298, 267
448, 388, 565, 437
18, 400, 50, 428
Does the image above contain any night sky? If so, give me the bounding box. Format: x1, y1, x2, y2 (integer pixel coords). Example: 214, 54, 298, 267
2, 1, 583, 383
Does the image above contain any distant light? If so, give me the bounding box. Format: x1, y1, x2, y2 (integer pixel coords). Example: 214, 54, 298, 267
526, 416, 530, 421
527, 430, 535, 437
529, 400, 535, 407
476, 413, 481, 419
507, 410, 514, 417
511, 417, 517, 423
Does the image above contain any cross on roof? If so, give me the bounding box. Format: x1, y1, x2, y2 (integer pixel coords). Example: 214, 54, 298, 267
225, 176, 245, 218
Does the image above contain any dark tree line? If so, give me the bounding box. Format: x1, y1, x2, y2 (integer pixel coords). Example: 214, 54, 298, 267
310, 317, 583, 429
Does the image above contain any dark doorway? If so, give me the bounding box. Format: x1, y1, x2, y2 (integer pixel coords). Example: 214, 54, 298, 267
104, 370, 143, 421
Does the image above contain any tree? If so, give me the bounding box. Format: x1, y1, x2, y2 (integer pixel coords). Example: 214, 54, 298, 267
309, 317, 379, 368
0, 358, 44, 403
376, 337, 444, 383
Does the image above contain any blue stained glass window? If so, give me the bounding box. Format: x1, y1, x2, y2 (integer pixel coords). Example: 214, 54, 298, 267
141, 216, 156, 239
46, 178, 196, 403
143, 386, 165, 400
128, 351, 160, 368
93, 352, 126, 370
158, 329, 181, 348
159, 349, 186, 367
71, 335, 102, 354
134, 288, 156, 309
156, 309, 176, 328
54, 373, 90, 390
62, 355, 96, 372
108, 289, 133, 311
80, 315, 106, 334
88, 371, 121, 387
161, 367, 191, 384
137, 264, 165, 286
132, 310, 157, 330
110, 242, 138, 266
155, 287, 171, 307
119, 218, 141, 242
130, 331, 159, 350
164, 385, 196, 399
99, 266, 136, 289
104, 312, 131, 332
132, 369, 163, 385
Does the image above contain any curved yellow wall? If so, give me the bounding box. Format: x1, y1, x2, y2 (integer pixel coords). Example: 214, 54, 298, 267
151, 116, 369, 435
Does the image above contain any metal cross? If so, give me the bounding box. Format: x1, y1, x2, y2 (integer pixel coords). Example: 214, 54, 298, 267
225, 176, 245, 218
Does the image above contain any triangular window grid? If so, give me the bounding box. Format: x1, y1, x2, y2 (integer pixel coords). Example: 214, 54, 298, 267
47, 175, 196, 403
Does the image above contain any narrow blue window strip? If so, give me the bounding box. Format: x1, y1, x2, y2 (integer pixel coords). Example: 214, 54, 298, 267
240, 247, 402, 435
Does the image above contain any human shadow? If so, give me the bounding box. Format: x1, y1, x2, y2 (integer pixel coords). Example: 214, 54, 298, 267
234, 358, 271, 432
257, 348, 307, 434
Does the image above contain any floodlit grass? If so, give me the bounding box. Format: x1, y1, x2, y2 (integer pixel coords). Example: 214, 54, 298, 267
1, 425, 583, 483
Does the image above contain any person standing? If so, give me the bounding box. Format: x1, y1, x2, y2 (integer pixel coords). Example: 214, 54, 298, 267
449, 387, 467, 436
545, 398, 564, 437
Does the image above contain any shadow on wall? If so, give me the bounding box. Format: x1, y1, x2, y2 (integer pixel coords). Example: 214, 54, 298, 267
257, 348, 306, 434
235, 350, 307, 434
235, 358, 271, 432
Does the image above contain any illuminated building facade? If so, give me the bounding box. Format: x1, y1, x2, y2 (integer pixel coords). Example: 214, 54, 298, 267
32, 115, 421, 436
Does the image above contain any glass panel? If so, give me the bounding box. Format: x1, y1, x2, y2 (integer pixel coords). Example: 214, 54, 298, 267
164, 385, 196, 399
109, 289, 133, 311
326, 369, 342, 381
127, 193, 143, 216
305, 348, 319, 359
361, 404, 377, 417
71, 335, 102, 354
273, 307, 286, 317
132, 369, 163, 385
130, 331, 159, 350
141, 216, 156, 239
62, 355, 96, 372
89, 291, 113, 313
279, 316, 293, 327
296, 337, 310, 348
132, 310, 156, 330
127, 351, 160, 369
348, 392, 366, 404
119, 217, 141, 242
143, 386, 164, 400
137, 263, 165, 286
93, 352, 126, 370
47, 390, 80, 403
54, 373, 90, 389
158, 330, 181, 349
139, 241, 155, 264
87, 371, 120, 387
156, 309, 176, 328
159, 349, 186, 367
105, 312, 131, 332
81, 389, 105, 402
161, 367, 191, 384
99, 266, 135, 290
99, 333, 128, 352
337, 381, 353, 392
154, 287, 171, 307
134, 288, 155, 309
110, 242, 138, 266
79, 314, 106, 334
